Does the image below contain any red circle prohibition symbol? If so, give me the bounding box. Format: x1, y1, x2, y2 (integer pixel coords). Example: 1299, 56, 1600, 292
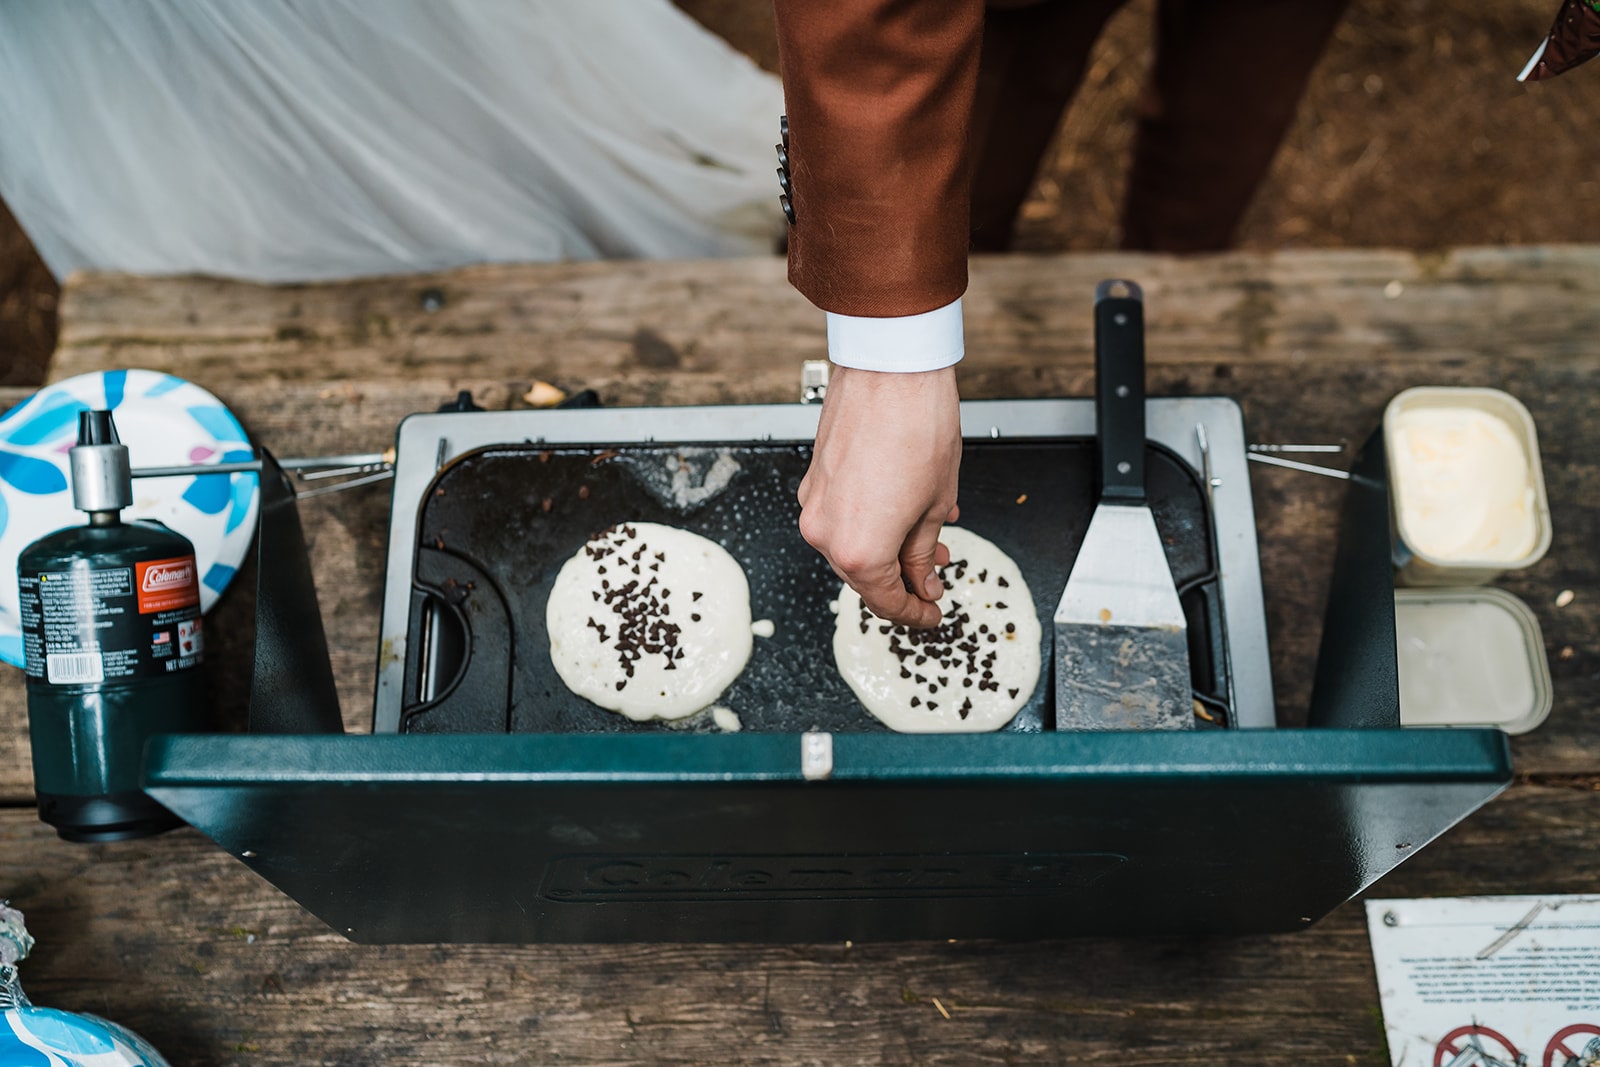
1544, 1023, 1600, 1067
1435, 1024, 1524, 1067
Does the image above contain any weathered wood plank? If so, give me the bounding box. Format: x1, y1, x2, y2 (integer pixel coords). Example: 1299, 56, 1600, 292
50, 249, 1600, 384
4, 782, 1596, 1066
3, 251, 1595, 801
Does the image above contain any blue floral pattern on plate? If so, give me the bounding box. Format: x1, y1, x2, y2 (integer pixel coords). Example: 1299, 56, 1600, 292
0, 450, 67, 497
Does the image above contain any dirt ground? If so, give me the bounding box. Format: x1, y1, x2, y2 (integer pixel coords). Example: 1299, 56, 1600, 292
0, 197, 54, 387
2, 0, 1597, 387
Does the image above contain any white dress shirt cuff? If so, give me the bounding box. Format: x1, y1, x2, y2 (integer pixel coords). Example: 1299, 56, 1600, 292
825, 298, 964, 373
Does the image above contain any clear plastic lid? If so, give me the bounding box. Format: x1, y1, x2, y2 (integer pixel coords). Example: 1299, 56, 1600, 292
1395, 588, 1553, 734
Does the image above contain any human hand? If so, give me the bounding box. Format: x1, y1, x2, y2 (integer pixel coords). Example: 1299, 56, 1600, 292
798, 365, 962, 628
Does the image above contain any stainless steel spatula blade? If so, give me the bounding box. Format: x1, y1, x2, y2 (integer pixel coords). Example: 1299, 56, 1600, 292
1055, 505, 1192, 729
1054, 280, 1193, 730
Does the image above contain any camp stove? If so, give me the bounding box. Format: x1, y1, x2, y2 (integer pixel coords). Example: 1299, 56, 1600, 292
372, 397, 1273, 736
137, 382, 1513, 945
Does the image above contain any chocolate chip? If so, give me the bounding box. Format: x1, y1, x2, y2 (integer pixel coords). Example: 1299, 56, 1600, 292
1008, 687, 1019, 698
691, 613, 701, 622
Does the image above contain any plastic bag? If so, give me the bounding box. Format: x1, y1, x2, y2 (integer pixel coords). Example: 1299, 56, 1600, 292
0, 0, 786, 281
1, 903, 174, 1066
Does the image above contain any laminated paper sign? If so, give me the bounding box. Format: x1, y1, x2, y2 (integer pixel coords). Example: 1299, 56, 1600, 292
1366, 896, 1600, 1067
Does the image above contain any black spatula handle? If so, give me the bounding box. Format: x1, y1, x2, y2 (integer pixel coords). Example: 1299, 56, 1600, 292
1094, 279, 1147, 504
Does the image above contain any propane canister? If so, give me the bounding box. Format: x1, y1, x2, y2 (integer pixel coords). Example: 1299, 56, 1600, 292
18, 410, 209, 842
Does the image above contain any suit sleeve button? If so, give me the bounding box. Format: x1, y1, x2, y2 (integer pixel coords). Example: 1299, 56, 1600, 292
779, 193, 795, 224
780, 114, 789, 147
777, 167, 791, 196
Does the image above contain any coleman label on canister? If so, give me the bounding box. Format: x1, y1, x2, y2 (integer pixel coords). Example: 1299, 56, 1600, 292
19, 556, 203, 686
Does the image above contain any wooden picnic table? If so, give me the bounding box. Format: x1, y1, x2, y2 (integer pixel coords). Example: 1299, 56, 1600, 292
2, 248, 1596, 1066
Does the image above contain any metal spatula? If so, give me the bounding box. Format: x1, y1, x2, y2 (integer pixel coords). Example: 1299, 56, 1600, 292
1054, 280, 1193, 731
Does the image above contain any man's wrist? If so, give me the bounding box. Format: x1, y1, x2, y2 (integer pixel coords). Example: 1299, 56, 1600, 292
825, 298, 964, 373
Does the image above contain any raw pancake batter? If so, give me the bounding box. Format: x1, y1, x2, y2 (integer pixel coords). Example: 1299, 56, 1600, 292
833, 526, 1041, 732
547, 522, 752, 721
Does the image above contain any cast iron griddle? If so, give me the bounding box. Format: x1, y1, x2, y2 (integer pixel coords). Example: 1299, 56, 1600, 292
400, 438, 1226, 734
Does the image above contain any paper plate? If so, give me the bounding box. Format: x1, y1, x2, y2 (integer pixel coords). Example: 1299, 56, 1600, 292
0, 369, 259, 667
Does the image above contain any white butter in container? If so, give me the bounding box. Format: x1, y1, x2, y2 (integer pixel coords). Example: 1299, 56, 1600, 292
1384, 386, 1551, 585
1395, 588, 1552, 734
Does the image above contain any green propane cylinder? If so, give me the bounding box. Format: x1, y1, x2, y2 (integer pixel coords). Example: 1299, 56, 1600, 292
18, 410, 210, 842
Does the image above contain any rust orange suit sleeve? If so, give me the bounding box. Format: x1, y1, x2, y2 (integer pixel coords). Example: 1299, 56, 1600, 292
773, 0, 984, 318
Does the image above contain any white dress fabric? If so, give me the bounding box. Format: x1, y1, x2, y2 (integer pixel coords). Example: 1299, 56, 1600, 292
0, 0, 786, 281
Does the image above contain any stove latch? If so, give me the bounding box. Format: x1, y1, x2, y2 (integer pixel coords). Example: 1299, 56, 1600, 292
800, 360, 830, 404
801, 732, 833, 781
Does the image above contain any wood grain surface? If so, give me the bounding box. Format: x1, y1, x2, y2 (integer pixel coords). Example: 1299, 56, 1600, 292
3, 249, 1596, 1065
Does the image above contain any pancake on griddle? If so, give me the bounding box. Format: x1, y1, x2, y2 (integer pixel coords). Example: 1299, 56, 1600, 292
833, 526, 1042, 732
547, 522, 752, 721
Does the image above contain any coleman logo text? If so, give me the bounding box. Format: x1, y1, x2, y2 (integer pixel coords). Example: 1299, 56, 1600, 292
135, 556, 201, 615
141, 561, 194, 591
540, 852, 1126, 902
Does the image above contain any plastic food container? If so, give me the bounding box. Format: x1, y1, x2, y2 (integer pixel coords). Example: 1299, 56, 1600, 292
1385, 386, 1551, 586
1395, 587, 1552, 735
